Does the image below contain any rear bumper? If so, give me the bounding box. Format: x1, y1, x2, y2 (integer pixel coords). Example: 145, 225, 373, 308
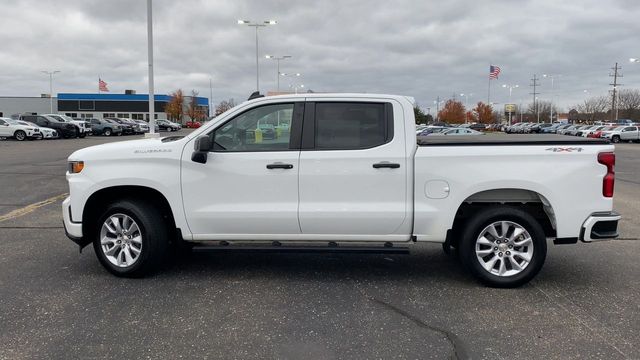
580, 211, 621, 242
62, 197, 84, 245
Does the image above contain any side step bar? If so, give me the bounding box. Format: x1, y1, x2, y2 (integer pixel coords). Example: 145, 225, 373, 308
192, 244, 410, 255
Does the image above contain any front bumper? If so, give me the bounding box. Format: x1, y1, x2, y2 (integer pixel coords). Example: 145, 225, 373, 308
62, 197, 84, 245
580, 211, 621, 242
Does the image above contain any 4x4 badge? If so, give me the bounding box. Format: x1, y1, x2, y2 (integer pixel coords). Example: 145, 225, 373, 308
545, 147, 583, 152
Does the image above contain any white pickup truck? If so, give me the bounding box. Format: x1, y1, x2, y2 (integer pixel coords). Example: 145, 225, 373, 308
63, 94, 620, 287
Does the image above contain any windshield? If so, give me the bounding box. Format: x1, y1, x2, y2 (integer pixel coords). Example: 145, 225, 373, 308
49, 115, 68, 122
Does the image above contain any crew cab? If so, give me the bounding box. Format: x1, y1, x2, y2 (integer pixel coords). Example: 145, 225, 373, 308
63, 94, 620, 287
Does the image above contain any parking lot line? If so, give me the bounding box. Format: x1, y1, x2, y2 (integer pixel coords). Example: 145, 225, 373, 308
0, 193, 67, 222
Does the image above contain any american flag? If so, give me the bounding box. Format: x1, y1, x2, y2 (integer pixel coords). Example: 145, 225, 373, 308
99, 78, 109, 92
489, 65, 501, 79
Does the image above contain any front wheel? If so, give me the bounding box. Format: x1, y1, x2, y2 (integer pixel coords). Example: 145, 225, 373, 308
103, 128, 112, 136
93, 199, 170, 277
14, 130, 26, 141
458, 206, 547, 288
79, 132, 86, 138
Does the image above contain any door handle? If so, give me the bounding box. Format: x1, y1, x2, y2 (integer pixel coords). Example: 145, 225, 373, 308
373, 162, 400, 169
266, 163, 294, 169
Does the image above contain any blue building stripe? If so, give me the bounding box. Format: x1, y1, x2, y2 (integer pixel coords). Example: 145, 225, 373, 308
57, 93, 208, 106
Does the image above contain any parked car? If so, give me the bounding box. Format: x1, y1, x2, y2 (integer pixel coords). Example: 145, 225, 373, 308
600, 126, 640, 143
468, 123, 486, 131
577, 126, 601, 137
256, 123, 276, 140
186, 121, 202, 128
17, 120, 58, 139
19, 114, 77, 138
417, 126, 449, 136
63, 93, 620, 288
89, 118, 123, 136
430, 128, 484, 136
590, 126, 616, 138
156, 119, 181, 132
104, 118, 135, 135
0, 117, 41, 140
44, 114, 91, 137
541, 123, 563, 133
132, 119, 151, 133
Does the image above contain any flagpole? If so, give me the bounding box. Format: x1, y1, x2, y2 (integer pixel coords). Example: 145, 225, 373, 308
487, 65, 491, 104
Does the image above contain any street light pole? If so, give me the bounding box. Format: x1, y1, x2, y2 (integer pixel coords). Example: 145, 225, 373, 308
265, 55, 291, 92
502, 84, 519, 126
238, 20, 277, 93
144, 0, 158, 137
41, 70, 60, 113
460, 93, 472, 123
543, 74, 561, 122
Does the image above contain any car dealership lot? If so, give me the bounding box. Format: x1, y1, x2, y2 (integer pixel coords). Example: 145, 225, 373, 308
0, 135, 638, 359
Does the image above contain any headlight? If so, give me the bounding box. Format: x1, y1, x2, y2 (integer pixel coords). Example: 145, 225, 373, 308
68, 161, 84, 174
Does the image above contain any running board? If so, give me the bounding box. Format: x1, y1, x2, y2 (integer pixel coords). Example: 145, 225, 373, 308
191, 244, 410, 255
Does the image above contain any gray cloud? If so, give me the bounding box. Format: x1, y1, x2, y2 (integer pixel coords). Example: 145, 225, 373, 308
0, 0, 639, 112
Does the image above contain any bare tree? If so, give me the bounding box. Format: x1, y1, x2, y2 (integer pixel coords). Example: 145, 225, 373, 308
526, 101, 559, 122
215, 99, 236, 116
576, 96, 609, 122
617, 89, 640, 120
186, 90, 205, 122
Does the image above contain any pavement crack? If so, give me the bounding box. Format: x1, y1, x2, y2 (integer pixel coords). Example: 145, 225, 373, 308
368, 297, 472, 360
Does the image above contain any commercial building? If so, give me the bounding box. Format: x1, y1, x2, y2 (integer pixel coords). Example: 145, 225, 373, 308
0, 92, 209, 122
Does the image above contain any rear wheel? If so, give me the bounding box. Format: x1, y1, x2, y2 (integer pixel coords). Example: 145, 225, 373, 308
612, 135, 620, 143
14, 130, 26, 141
458, 206, 547, 288
92, 199, 170, 277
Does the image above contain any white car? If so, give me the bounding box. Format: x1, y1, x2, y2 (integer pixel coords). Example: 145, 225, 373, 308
600, 126, 640, 143
18, 120, 58, 139
63, 93, 620, 287
0, 117, 40, 141
429, 128, 483, 136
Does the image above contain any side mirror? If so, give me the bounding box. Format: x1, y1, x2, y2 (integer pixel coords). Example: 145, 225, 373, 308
191, 135, 211, 164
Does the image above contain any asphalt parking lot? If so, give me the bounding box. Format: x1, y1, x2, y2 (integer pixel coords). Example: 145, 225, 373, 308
0, 133, 638, 359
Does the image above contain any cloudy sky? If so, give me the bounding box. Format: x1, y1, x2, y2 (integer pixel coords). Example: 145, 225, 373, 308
1, 0, 639, 112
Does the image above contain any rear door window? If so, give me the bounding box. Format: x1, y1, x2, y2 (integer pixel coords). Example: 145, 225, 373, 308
313, 102, 391, 150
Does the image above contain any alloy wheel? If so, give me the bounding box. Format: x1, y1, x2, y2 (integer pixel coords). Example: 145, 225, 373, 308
475, 221, 534, 277
99, 213, 143, 267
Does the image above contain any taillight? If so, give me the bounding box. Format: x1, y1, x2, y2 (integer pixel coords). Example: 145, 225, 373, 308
598, 152, 615, 197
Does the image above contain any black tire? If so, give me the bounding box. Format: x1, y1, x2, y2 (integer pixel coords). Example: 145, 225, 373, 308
103, 128, 112, 136
92, 199, 170, 277
79, 132, 86, 138
611, 135, 620, 143
458, 206, 547, 288
166, 127, 172, 132
14, 130, 26, 141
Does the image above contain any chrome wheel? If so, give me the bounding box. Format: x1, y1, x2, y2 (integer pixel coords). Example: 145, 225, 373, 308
475, 221, 534, 277
99, 213, 142, 267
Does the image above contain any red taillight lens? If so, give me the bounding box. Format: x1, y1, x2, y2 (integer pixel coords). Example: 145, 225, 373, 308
598, 152, 615, 197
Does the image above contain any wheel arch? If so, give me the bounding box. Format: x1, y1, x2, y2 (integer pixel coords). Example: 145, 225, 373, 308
446, 188, 556, 248
82, 185, 180, 244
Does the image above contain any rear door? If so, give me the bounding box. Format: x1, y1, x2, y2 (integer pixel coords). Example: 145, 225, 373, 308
297, 100, 410, 240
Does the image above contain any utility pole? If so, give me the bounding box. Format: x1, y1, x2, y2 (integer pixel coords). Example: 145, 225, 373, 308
609, 62, 623, 122
530, 74, 541, 123
435, 96, 441, 121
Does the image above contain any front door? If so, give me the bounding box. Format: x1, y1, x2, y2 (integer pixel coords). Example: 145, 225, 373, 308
181, 102, 303, 240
